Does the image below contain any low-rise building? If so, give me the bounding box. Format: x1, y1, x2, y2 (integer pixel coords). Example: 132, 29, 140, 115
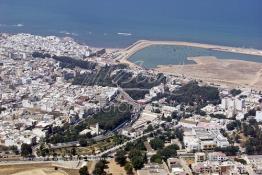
208, 152, 228, 162
255, 110, 262, 122
183, 128, 229, 152
137, 164, 169, 175
167, 158, 186, 175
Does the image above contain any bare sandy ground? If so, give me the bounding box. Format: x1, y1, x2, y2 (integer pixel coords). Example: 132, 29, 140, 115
0, 163, 62, 175
156, 56, 262, 89
11, 168, 67, 175
0, 163, 78, 175
106, 159, 127, 175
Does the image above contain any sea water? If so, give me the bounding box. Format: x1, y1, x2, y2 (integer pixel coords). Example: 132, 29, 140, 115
0, 0, 261, 48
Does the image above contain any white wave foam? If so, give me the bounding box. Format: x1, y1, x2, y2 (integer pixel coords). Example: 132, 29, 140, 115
71, 33, 78, 36
13, 24, 24, 27
59, 31, 70, 35
117, 32, 132, 36
59, 31, 78, 36
0, 23, 24, 27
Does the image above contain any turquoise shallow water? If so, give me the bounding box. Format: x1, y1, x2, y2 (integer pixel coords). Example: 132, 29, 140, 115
0, 0, 261, 48
128, 45, 262, 68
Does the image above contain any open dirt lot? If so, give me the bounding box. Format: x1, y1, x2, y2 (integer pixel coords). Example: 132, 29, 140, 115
11, 169, 66, 175
106, 159, 127, 175
0, 163, 78, 175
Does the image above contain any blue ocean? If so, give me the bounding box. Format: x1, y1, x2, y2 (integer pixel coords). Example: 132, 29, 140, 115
0, 0, 261, 48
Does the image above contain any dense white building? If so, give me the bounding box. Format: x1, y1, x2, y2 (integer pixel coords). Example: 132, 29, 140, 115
255, 111, 262, 122
221, 97, 245, 112
183, 128, 230, 152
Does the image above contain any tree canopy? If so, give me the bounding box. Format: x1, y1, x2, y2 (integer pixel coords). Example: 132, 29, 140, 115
150, 138, 164, 150
150, 154, 162, 164
128, 150, 146, 170
79, 166, 89, 175
230, 89, 242, 96
21, 143, 32, 157
124, 162, 133, 175
157, 144, 179, 161
93, 160, 107, 175
115, 149, 127, 166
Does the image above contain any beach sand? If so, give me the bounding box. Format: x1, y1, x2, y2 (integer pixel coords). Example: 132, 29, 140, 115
155, 56, 262, 89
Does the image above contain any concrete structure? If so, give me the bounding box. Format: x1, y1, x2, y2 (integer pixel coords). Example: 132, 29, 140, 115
184, 128, 229, 152
255, 111, 262, 122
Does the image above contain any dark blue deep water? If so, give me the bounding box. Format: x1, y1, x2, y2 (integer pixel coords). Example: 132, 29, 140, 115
0, 0, 261, 48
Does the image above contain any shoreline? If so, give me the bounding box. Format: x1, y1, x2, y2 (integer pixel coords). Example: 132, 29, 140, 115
118, 40, 262, 90
155, 56, 262, 90
120, 40, 262, 61
2, 32, 262, 57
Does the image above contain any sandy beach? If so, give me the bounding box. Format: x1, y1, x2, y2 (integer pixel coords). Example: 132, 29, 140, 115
156, 56, 262, 89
